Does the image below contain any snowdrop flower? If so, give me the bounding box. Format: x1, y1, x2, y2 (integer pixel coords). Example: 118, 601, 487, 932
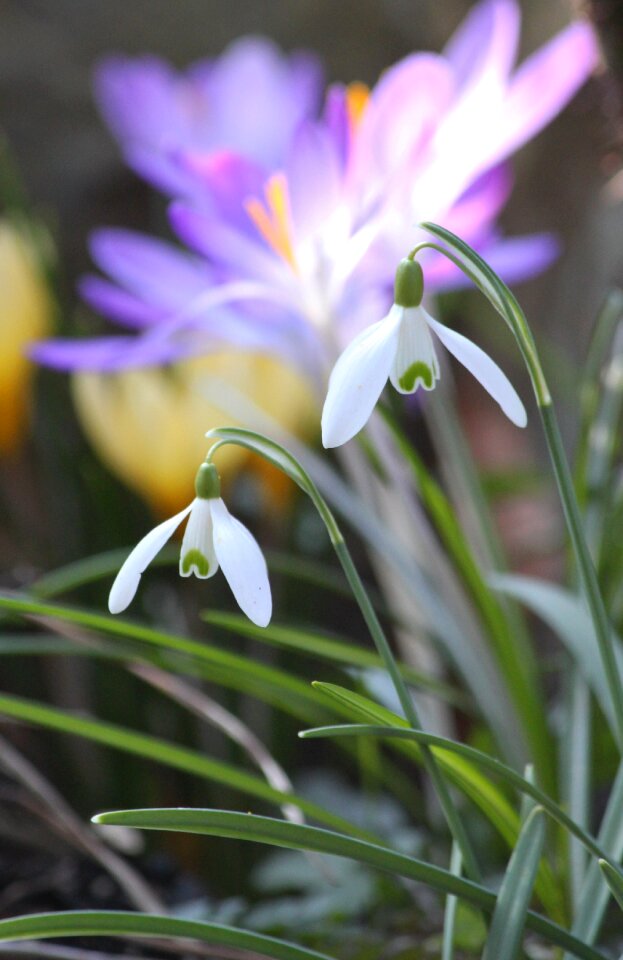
108, 461, 271, 626
321, 258, 527, 448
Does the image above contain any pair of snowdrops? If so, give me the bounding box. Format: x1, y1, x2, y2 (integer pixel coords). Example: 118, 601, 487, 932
109, 259, 525, 626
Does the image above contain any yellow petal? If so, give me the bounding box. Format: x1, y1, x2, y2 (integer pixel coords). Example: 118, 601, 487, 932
0, 220, 53, 454
73, 351, 317, 517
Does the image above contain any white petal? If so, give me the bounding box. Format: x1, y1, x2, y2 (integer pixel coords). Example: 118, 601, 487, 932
321, 306, 402, 448
108, 503, 193, 614
426, 311, 527, 427
210, 498, 272, 627
179, 498, 219, 579
389, 306, 440, 395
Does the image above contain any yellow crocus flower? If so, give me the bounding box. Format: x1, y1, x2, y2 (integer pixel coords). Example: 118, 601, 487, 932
0, 220, 53, 454
72, 351, 317, 517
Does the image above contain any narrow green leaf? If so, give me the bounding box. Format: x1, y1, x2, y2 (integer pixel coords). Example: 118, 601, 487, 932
598, 860, 623, 911
442, 843, 462, 960
381, 408, 552, 789
0, 593, 323, 718
92, 808, 606, 960
308, 685, 564, 920
574, 290, 623, 508
0, 910, 335, 960
30, 548, 168, 599
490, 574, 623, 740
567, 760, 623, 955
0, 692, 371, 840
563, 673, 591, 911
203, 610, 467, 707
299, 723, 617, 889
482, 807, 546, 960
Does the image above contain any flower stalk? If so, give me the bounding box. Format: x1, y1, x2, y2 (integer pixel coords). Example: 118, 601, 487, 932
207, 427, 482, 882
418, 222, 623, 754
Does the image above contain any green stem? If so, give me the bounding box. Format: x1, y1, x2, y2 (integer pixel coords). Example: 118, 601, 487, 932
413, 225, 623, 756
206, 428, 483, 880
333, 538, 482, 882
539, 402, 623, 751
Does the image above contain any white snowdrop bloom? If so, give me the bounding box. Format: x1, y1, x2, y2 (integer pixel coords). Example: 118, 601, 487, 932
108, 461, 271, 626
321, 258, 527, 448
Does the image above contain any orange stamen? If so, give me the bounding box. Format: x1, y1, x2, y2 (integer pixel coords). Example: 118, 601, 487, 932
245, 173, 297, 270
346, 82, 369, 129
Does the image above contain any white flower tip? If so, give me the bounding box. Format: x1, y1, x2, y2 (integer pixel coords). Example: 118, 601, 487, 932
249, 596, 272, 628
108, 571, 140, 615
511, 403, 528, 429
321, 418, 343, 449
320, 402, 360, 448
502, 394, 528, 429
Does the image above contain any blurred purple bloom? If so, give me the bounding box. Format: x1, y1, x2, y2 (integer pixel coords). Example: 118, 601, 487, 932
95, 37, 322, 197
34, 0, 598, 379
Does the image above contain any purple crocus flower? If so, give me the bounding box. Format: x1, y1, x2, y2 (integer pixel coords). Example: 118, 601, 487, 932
33, 0, 598, 381
95, 37, 322, 198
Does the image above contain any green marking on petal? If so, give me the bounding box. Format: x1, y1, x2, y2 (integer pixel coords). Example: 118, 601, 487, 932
181, 549, 210, 576
399, 361, 434, 391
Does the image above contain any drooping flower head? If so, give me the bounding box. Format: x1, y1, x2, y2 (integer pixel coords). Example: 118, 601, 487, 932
321, 257, 527, 448
109, 459, 272, 626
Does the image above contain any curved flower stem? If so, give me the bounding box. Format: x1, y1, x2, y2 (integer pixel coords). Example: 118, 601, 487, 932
415, 224, 623, 754
538, 401, 623, 752
206, 428, 482, 882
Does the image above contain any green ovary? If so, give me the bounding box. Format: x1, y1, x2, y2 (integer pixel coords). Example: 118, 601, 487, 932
399, 361, 433, 391
181, 549, 210, 576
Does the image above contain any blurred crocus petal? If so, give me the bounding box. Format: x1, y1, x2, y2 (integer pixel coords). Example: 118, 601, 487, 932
108, 503, 193, 613
30, 334, 192, 371
477, 233, 560, 284
286, 122, 342, 242
321, 306, 401, 448
126, 145, 199, 198
95, 39, 322, 196
322, 85, 351, 169
196, 37, 322, 167
426, 312, 527, 427
89, 229, 211, 310
95, 55, 182, 150
444, 0, 520, 90
79, 276, 163, 328
351, 53, 454, 190
424, 232, 560, 289
210, 496, 272, 627
170, 203, 291, 286
176, 150, 267, 226
443, 164, 514, 239
491, 22, 598, 166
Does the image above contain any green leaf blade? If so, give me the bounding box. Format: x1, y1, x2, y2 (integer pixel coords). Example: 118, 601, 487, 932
91, 808, 606, 960
482, 807, 546, 960
0, 910, 336, 960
